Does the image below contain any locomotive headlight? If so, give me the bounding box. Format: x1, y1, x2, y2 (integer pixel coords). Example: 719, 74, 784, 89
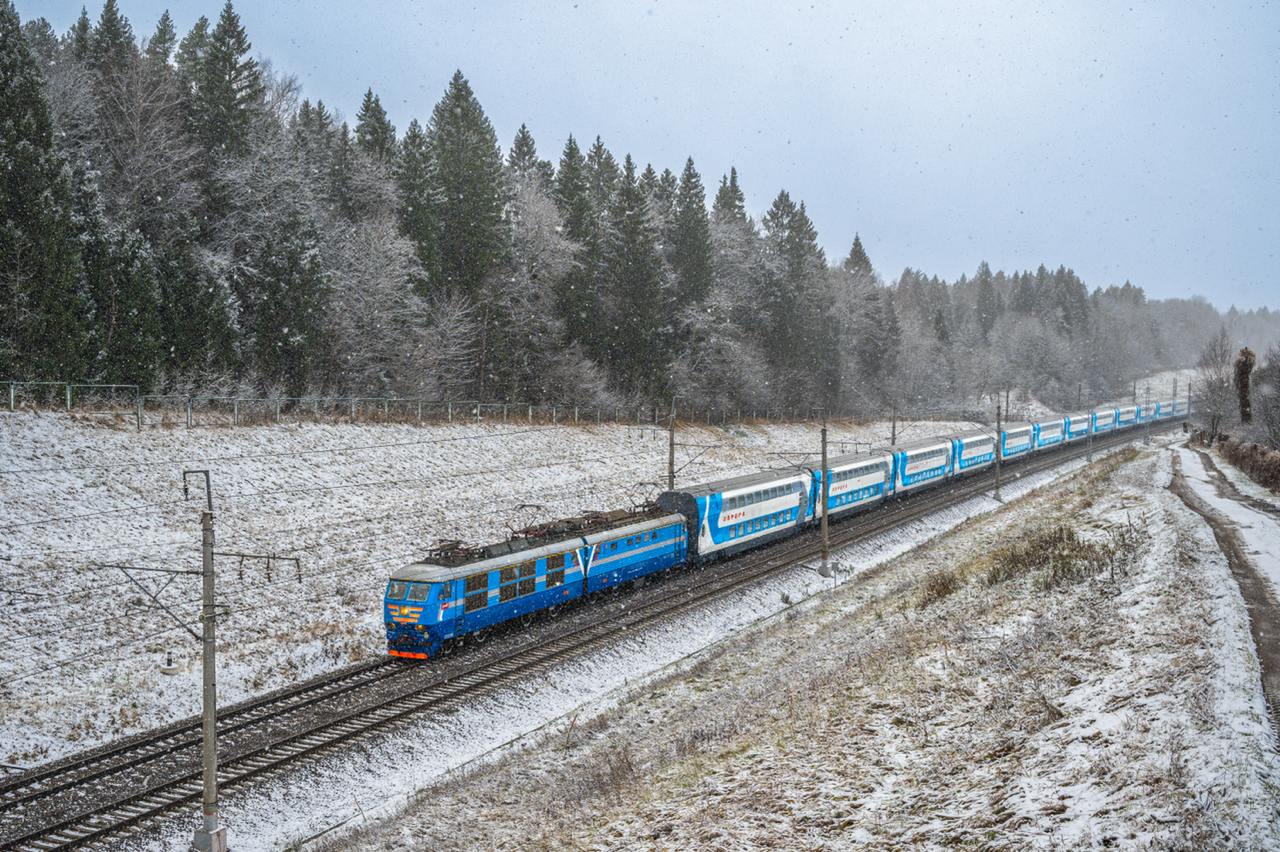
416, 625, 425, 632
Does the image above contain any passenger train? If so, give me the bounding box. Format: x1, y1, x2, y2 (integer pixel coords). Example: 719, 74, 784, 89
384, 400, 1186, 659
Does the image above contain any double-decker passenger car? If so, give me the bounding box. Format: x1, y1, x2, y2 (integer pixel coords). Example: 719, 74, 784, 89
819, 451, 894, 517
657, 468, 813, 560
1032, 416, 1066, 450
892, 438, 954, 492
950, 430, 996, 474
999, 422, 1034, 460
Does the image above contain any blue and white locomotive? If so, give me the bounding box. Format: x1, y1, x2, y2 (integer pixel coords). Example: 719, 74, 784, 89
385, 394, 1187, 658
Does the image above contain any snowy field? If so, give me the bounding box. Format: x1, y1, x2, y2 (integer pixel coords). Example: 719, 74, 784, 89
0, 411, 969, 766
119, 421, 1126, 849
320, 442, 1280, 851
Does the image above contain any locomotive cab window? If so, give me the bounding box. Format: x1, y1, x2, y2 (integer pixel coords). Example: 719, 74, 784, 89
387, 581, 407, 600
407, 583, 430, 602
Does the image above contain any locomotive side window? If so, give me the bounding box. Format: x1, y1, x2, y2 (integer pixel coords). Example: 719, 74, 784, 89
500, 584, 517, 602
464, 573, 488, 612
387, 581, 407, 600
465, 574, 487, 594
547, 555, 565, 588
517, 561, 536, 596
407, 583, 430, 602
439, 583, 451, 601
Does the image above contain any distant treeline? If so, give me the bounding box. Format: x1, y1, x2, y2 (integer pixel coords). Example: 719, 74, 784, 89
3, 1, 1277, 412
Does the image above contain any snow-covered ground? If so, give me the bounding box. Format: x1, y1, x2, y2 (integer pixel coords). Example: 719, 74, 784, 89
1177, 446, 1280, 598
0, 412, 974, 766
317, 442, 1280, 851
116, 425, 1125, 850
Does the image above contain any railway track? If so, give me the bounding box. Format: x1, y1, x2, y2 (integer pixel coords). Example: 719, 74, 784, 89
0, 424, 1175, 850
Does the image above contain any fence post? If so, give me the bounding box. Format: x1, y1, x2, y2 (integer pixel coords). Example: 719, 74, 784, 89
232, 399, 239, 427
9, 382, 14, 411
187, 397, 193, 428
552, 405, 558, 424
528, 404, 533, 422
136, 394, 143, 431
65, 383, 72, 411
350, 399, 356, 421
417, 401, 423, 424
502, 403, 508, 423
596, 407, 601, 424
574, 406, 579, 424
383, 399, 389, 419
275, 399, 281, 423
447, 401, 453, 422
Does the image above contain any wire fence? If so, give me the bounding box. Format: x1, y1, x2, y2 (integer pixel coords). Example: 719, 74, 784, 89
2, 379, 1027, 431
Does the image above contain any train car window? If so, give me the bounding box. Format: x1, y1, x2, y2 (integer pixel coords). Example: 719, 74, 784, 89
464, 574, 488, 594
500, 566, 517, 584
499, 584, 517, 603
464, 591, 487, 612
407, 583, 430, 602
547, 567, 565, 587
439, 583, 452, 601
518, 577, 536, 596
386, 581, 407, 599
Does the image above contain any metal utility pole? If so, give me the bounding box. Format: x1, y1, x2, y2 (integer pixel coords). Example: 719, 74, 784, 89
1077, 382, 1082, 410
994, 402, 1003, 502
819, 411, 831, 581
185, 471, 226, 852
1087, 406, 1094, 463
890, 404, 897, 447
1144, 384, 1152, 445
667, 399, 676, 492
1132, 378, 1137, 403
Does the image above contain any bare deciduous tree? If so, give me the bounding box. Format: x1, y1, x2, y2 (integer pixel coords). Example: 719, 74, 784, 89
1193, 326, 1235, 443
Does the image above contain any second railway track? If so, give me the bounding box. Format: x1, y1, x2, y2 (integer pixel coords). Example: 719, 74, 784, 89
0, 425, 1174, 850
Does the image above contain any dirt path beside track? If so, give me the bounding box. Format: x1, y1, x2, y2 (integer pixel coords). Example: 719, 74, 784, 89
1169, 449, 1280, 732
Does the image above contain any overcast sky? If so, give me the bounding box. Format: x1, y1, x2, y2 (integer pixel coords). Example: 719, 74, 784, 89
22, 0, 1280, 309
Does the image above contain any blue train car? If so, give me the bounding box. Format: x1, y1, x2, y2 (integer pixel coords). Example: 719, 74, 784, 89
1116, 405, 1139, 429
819, 452, 893, 517
1092, 408, 1117, 435
951, 430, 996, 475
1064, 412, 1092, 442
658, 468, 813, 560
999, 422, 1034, 460
892, 438, 954, 493
1032, 416, 1066, 450
1153, 399, 1174, 419
385, 511, 687, 658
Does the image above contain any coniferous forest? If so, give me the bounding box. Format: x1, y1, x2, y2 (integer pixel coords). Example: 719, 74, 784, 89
4, 0, 1279, 413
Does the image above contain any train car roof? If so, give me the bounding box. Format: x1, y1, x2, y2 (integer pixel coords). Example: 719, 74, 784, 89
892, 436, 955, 453
663, 466, 813, 498
827, 450, 894, 468
1032, 414, 1067, 425
950, 428, 996, 441
1001, 421, 1034, 431
393, 512, 687, 584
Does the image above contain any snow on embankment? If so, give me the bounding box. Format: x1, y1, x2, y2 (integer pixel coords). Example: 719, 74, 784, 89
323, 445, 1280, 851
0, 412, 964, 766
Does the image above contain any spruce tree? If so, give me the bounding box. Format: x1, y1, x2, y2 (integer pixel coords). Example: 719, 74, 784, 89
552, 134, 599, 348
585, 135, 619, 214
355, 87, 396, 161
671, 157, 712, 304
89, 0, 136, 79
602, 155, 667, 396
424, 70, 507, 297
145, 10, 176, 66
191, 1, 262, 156
712, 166, 746, 223
73, 171, 163, 386
507, 123, 554, 188
175, 15, 209, 86
395, 117, 438, 288
0, 0, 92, 378
68, 6, 91, 59
20, 17, 57, 62
974, 260, 997, 342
